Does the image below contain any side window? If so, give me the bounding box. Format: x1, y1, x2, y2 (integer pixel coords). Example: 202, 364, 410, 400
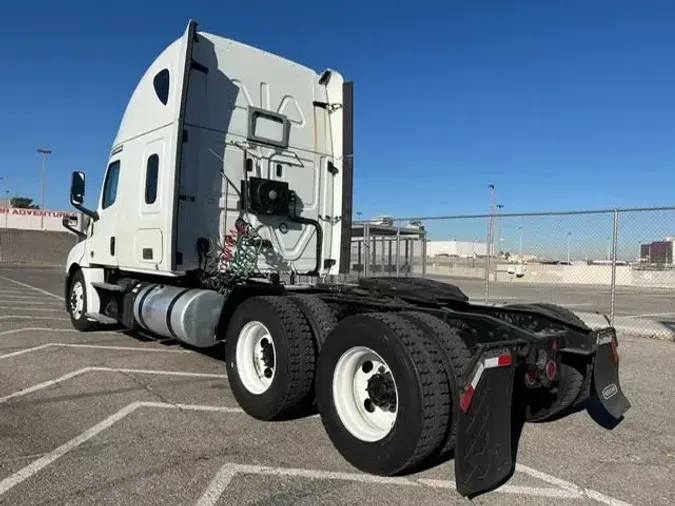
102, 161, 120, 209
153, 69, 170, 105
145, 154, 159, 204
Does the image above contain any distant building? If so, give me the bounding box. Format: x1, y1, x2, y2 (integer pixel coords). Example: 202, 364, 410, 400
639, 239, 674, 265
426, 240, 488, 258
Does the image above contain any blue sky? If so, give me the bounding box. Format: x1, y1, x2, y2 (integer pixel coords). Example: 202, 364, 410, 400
1, 0, 675, 246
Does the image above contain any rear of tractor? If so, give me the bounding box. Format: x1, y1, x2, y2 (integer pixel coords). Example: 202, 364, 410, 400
222, 277, 630, 498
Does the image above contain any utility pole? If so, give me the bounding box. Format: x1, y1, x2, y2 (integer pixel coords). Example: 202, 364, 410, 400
37, 148, 52, 230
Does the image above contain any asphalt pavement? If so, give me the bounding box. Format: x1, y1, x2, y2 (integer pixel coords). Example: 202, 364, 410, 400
0, 266, 673, 505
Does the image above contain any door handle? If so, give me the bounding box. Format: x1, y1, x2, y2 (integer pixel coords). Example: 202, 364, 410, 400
110, 237, 115, 256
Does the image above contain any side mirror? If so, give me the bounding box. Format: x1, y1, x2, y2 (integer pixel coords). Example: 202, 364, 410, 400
70, 171, 86, 205
68, 170, 99, 222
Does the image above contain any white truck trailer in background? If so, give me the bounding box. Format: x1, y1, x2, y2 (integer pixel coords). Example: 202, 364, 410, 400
62, 19, 631, 498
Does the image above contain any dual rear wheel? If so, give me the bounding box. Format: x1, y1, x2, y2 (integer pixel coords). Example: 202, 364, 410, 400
225, 295, 471, 475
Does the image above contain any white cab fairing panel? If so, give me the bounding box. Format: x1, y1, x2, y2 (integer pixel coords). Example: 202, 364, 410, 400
175, 31, 345, 276
92, 20, 344, 278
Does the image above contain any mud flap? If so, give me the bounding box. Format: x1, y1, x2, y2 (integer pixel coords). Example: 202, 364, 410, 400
454, 347, 517, 498
592, 329, 631, 420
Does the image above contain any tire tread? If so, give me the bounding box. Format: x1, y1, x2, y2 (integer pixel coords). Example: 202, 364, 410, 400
398, 311, 473, 457
367, 313, 451, 474
226, 295, 316, 421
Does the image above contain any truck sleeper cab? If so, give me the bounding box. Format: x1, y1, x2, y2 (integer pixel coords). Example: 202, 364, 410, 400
63, 20, 631, 499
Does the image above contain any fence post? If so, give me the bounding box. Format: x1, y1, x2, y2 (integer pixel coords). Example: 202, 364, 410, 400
395, 223, 401, 277
363, 223, 370, 278
484, 215, 493, 302
610, 209, 619, 326
421, 227, 427, 278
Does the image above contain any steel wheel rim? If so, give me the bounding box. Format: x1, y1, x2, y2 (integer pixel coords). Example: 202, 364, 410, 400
236, 321, 276, 395
332, 346, 399, 442
70, 281, 84, 320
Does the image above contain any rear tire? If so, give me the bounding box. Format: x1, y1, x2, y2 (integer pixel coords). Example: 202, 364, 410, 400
315, 312, 451, 476
225, 295, 316, 421
507, 302, 589, 422
67, 269, 98, 332
397, 311, 473, 458
288, 294, 338, 352
527, 303, 594, 412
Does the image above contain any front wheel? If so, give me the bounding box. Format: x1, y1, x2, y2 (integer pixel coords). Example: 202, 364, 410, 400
67, 269, 98, 332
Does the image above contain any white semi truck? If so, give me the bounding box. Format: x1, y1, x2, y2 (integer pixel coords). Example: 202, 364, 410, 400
62, 20, 631, 498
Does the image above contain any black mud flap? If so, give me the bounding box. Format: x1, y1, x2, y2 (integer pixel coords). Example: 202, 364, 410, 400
454, 346, 517, 498
591, 328, 631, 420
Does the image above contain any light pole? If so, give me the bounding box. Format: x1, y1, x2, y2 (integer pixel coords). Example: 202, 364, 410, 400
496, 204, 504, 257
37, 148, 52, 230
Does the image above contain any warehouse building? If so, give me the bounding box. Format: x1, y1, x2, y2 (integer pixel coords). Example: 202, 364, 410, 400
426, 240, 488, 258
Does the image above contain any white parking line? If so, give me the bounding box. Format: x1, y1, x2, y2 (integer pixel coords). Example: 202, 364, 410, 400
0, 291, 50, 298
0, 316, 68, 321
0, 298, 62, 305
0, 401, 242, 496
0, 276, 62, 300
0, 343, 190, 360
416, 477, 576, 499
0, 328, 84, 336
0, 397, 635, 505
198, 463, 585, 505
0, 306, 63, 312
0, 367, 227, 404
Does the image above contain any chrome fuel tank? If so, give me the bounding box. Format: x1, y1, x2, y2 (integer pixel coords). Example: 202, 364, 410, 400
132, 284, 226, 348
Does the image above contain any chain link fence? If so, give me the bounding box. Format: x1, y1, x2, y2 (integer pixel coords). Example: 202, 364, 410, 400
350, 206, 675, 340
3, 205, 674, 339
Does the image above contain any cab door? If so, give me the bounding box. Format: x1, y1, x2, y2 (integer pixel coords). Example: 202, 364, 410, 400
87, 157, 122, 266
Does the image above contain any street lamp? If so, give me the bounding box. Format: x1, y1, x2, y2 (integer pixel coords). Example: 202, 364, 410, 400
37, 148, 52, 230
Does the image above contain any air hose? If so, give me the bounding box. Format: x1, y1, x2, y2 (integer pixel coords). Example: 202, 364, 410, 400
287, 190, 322, 276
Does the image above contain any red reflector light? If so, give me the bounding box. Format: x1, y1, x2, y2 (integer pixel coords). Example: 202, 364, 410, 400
460, 386, 475, 412
552, 342, 558, 352
497, 353, 512, 367
545, 360, 557, 379
524, 368, 537, 386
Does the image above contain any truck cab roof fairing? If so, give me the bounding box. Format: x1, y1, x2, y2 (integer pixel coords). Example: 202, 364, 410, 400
111, 37, 182, 150
110, 26, 327, 154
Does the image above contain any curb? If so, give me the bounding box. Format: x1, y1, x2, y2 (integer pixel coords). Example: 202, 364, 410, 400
574, 311, 675, 342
